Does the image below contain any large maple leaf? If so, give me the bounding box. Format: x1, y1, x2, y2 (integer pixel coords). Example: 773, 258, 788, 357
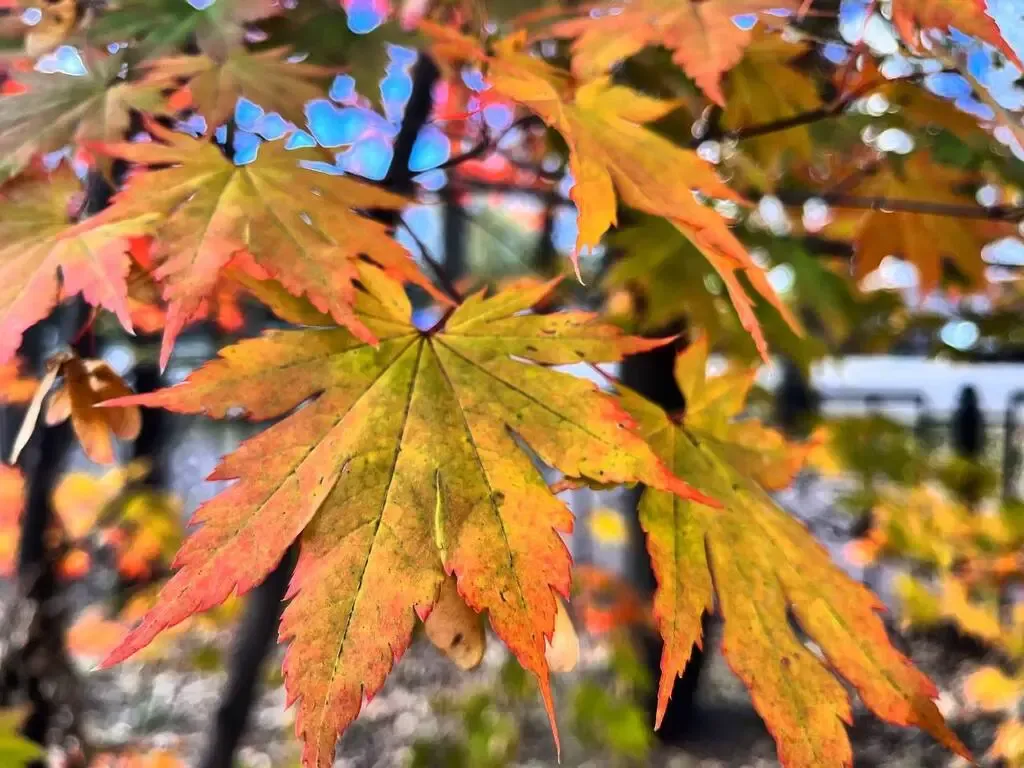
99, 272, 712, 767
68, 121, 446, 368
618, 336, 970, 768
142, 48, 333, 130
891, 0, 1023, 70
549, 0, 800, 105
0, 52, 165, 181
0, 167, 134, 364
426, 26, 800, 359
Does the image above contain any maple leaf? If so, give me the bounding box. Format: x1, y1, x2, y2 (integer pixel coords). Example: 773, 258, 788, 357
254, 0, 419, 107
890, 0, 1023, 71
89, 0, 279, 58
835, 154, 1014, 291
617, 336, 969, 768
69, 121, 447, 368
98, 272, 712, 767
603, 216, 811, 365
425, 26, 800, 359
142, 48, 333, 130
0, 167, 135, 365
962, 666, 1024, 712
990, 718, 1024, 767
721, 34, 821, 169
549, 0, 799, 105
0, 52, 165, 181
838, 58, 984, 140
123, 237, 249, 337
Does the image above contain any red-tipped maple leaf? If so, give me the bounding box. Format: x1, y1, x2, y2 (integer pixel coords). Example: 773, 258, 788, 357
891, 0, 1023, 70
67, 121, 449, 368
0, 167, 135, 364
99, 271, 713, 768
618, 336, 969, 768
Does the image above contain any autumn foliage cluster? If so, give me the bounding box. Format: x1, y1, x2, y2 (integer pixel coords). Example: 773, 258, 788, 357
1, 0, 1023, 766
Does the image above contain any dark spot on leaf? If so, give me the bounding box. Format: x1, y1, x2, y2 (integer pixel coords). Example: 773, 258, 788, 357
491, 491, 505, 506
451, 633, 463, 647
526, 345, 538, 352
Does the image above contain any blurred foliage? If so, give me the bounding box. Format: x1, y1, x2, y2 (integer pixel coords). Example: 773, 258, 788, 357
409, 638, 654, 767
836, 424, 1024, 766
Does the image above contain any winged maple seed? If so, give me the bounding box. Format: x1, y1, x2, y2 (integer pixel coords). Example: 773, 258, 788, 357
617, 336, 970, 768
44, 354, 142, 465
549, 0, 799, 105
97, 269, 715, 767
423, 24, 800, 360
62, 120, 450, 369
9, 351, 141, 466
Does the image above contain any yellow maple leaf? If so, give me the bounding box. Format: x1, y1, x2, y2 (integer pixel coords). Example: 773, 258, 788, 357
618, 337, 967, 768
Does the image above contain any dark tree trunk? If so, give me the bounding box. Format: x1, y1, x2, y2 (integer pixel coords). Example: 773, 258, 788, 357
1, 302, 90, 765
198, 54, 443, 768
198, 546, 297, 768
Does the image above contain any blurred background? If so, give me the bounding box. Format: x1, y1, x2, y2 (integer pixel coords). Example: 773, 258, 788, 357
1, 0, 1024, 766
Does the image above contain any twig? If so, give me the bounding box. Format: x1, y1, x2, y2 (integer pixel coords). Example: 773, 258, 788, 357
400, 216, 463, 302
773, 188, 1024, 221
696, 69, 957, 147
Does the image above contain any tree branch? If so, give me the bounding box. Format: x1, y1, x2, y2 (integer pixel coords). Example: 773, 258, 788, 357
694, 69, 956, 147
198, 546, 297, 768
774, 188, 1024, 221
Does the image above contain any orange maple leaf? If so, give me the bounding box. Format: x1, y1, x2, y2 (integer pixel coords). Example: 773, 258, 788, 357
618, 336, 969, 768
67, 121, 450, 368
98, 270, 713, 767
550, 0, 799, 104
837, 153, 1015, 291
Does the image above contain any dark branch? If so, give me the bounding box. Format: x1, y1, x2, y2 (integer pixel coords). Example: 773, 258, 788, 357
774, 188, 1024, 221
198, 547, 297, 768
